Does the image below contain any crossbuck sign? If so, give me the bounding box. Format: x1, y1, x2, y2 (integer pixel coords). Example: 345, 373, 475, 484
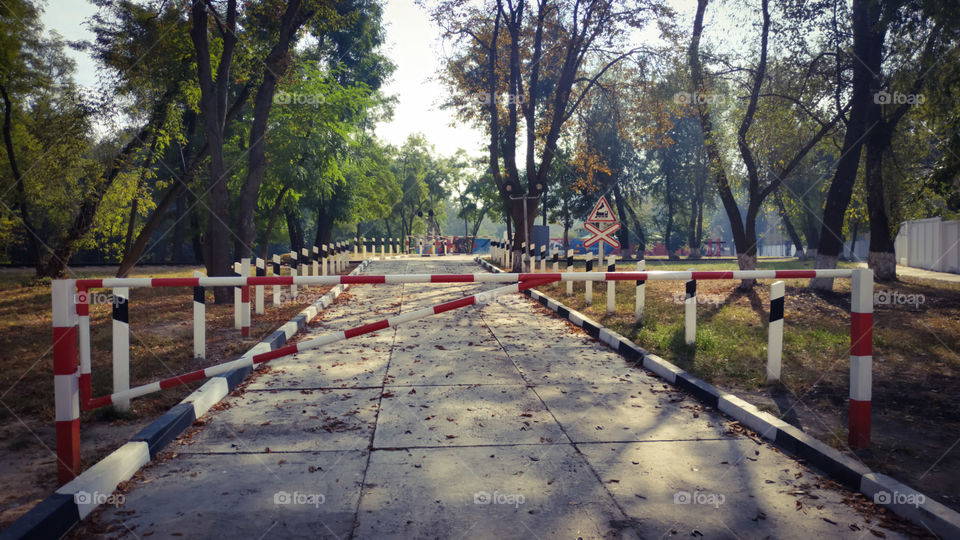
583, 196, 620, 249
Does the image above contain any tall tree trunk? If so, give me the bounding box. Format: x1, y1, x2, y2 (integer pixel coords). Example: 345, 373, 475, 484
259, 185, 289, 261
239, 0, 311, 258
191, 0, 238, 302
811, 0, 880, 290
612, 184, 630, 255
0, 84, 42, 275
285, 208, 303, 255
625, 202, 647, 259
774, 190, 805, 258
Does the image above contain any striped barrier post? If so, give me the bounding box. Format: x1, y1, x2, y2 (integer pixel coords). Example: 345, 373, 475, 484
528, 242, 535, 272
380, 237, 385, 259
390, 237, 394, 255
354, 236, 359, 256
336, 242, 342, 272
552, 247, 559, 272
290, 251, 298, 298
255, 258, 265, 315
585, 252, 594, 304
112, 287, 130, 411
684, 275, 696, 345
313, 245, 320, 276
635, 260, 646, 324
193, 271, 205, 359
52, 279, 80, 485
233, 262, 242, 329
320, 244, 328, 276
566, 249, 574, 296
520, 242, 526, 272
606, 256, 616, 315
362, 236, 367, 259
272, 255, 281, 305
766, 281, 785, 382
240, 258, 251, 337
540, 244, 547, 272
301, 248, 310, 276
849, 268, 874, 449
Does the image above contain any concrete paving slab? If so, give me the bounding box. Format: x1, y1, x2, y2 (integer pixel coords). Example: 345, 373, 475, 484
353, 445, 636, 540
535, 383, 729, 443
387, 342, 524, 386
373, 385, 568, 448
95, 452, 366, 539
179, 388, 380, 453
579, 440, 910, 539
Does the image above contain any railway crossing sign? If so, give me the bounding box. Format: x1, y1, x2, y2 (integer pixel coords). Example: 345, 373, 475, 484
584, 196, 621, 249
587, 196, 617, 222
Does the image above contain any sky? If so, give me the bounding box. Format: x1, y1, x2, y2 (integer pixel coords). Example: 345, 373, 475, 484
40, 0, 488, 158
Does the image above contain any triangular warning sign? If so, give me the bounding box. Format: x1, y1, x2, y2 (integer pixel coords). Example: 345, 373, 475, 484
587, 196, 617, 223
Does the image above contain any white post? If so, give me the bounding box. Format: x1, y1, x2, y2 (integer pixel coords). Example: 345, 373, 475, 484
112, 287, 130, 411
362, 237, 367, 259
255, 258, 265, 315
240, 257, 250, 337
585, 252, 594, 304
193, 271, 206, 359
635, 259, 646, 324
552, 247, 559, 272
320, 244, 328, 276
566, 249, 574, 296
381, 237, 385, 259
272, 255, 281, 305
684, 274, 696, 345
313, 245, 320, 276
539, 244, 547, 272
606, 255, 617, 315
766, 281, 785, 382
290, 251, 298, 297
233, 261, 242, 329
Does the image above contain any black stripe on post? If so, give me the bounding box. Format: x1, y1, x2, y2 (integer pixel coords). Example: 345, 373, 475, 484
608, 262, 615, 272
567, 254, 574, 267
272, 261, 280, 274
193, 285, 205, 304
586, 258, 593, 272
552, 251, 558, 264
113, 295, 129, 324
636, 279, 645, 286
770, 297, 784, 322
685, 280, 696, 299
256, 264, 265, 277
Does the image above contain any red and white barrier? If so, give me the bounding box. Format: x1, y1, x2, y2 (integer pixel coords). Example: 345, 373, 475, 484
849, 268, 874, 449
52, 279, 80, 485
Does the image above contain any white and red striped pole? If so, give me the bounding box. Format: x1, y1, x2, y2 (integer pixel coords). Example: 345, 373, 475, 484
606, 255, 617, 315
566, 249, 574, 296
233, 261, 242, 329
272, 255, 281, 305
849, 268, 874, 449
193, 270, 205, 359
255, 258, 265, 315
585, 252, 594, 304
685, 275, 696, 345
53, 279, 81, 485
766, 281, 785, 382
635, 259, 646, 324
240, 258, 251, 337
112, 287, 130, 411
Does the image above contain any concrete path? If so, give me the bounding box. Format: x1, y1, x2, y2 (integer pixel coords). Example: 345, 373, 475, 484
88, 256, 906, 539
